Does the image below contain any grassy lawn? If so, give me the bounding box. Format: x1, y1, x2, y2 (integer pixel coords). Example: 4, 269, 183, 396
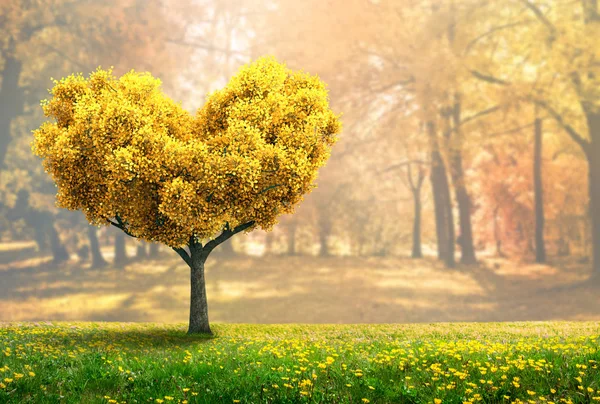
0, 322, 599, 403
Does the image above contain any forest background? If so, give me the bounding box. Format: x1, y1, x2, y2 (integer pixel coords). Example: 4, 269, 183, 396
1, 0, 598, 324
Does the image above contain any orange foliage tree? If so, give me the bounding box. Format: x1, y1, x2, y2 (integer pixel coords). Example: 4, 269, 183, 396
31, 56, 342, 334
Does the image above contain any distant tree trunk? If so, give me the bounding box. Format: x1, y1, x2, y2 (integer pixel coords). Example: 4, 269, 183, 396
318, 212, 331, 257
449, 97, 476, 265
88, 226, 107, 268
407, 163, 425, 259
188, 243, 211, 334
428, 120, 455, 268
534, 116, 547, 263
287, 223, 297, 256
371, 223, 385, 256
412, 192, 423, 258
264, 231, 273, 256
33, 226, 50, 253
46, 217, 69, 263
0, 55, 24, 170
136, 243, 147, 259
585, 111, 600, 278
114, 231, 127, 266
493, 205, 504, 257
149, 242, 159, 258
429, 121, 448, 261
440, 167, 456, 268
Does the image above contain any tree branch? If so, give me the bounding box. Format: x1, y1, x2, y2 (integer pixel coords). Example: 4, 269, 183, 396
519, 0, 557, 39
460, 105, 502, 125
378, 159, 427, 174
203, 221, 256, 255
105, 216, 137, 238
486, 121, 536, 138
532, 99, 590, 151
258, 184, 283, 194
464, 21, 533, 55
470, 70, 510, 85
172, 246, 192, 267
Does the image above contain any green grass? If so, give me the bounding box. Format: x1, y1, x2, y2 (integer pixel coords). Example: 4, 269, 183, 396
0, 322, 599, 403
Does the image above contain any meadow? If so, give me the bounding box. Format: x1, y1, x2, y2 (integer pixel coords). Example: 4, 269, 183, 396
0, 321, 599, 403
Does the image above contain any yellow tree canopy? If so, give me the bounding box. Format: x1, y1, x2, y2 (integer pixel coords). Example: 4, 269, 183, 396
31, 56, 342, 248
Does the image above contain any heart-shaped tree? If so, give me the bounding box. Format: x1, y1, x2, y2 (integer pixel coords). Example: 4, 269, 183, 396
31, 56, 342, 334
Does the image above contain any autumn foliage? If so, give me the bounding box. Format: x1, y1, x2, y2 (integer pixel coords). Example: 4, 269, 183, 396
31, 56, 342, 249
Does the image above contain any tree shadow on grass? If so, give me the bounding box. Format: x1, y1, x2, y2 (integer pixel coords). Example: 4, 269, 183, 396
10, 323, 217, 348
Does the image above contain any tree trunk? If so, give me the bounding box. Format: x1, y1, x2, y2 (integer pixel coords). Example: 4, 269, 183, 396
428, 119, 456, 268
493, 206, 504, 257
264, 231, 273, 256
0, 55, 24, 169
450, 152, 476, 265
149, 242, 159, 258
412, 192, 423, 258
428, 121, 449, 261
318, 215, 331, 257
449, 99, 476, 265
47, 218, 69, 263
586, 112, 600, 277
287, 223, 297, 256
534, 117, 546, 263
188, 246, 211, 334
88, 225, 108, 268
441, 166, 456, 268
136, 243, 147, 259
114, 231, 127, 266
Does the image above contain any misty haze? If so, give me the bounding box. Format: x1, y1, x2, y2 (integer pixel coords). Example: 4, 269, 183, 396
1, 0, 599, 403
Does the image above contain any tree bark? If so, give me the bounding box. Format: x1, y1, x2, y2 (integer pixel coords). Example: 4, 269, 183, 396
114, 231, 127, 266
88, 225, 108, 268
534, 117, 547, 263
188, 245, 211, 334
